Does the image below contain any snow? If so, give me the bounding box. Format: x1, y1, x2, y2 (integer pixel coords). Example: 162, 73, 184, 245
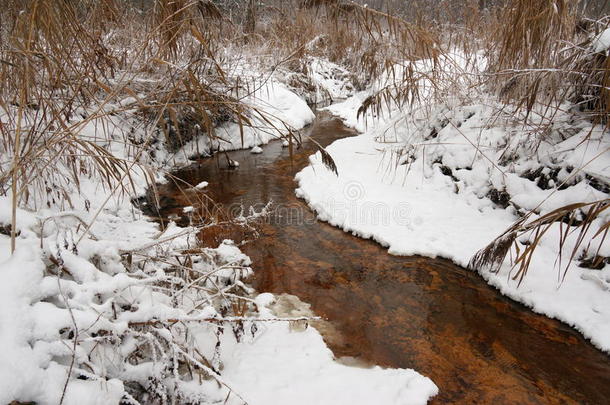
0, 197, 438, 404
0, 246, 47, 404
0, 214, 132, 405
171, 80, 315, 166
296, 59, 610, 353
307, 57, 356, 102
251, 145, 263, 154
592, 28, 610, 53
0, 189, 439, 403
219, 294, 438, 405
296, 132, 515, 262
195, 181, 209, 189
118, 96, 138, 108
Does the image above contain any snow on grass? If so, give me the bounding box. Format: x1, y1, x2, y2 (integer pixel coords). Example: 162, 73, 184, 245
0, 203, 132, 405
0, 245, 55, 404
296, 88, 610, 353
170, 80, 315, 166
307, 57, 356, 102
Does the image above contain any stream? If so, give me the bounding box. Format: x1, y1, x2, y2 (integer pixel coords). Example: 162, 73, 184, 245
147, 112, 610, 404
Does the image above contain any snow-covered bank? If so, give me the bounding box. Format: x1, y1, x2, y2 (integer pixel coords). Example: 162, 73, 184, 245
169, 58, 355, 167
220, 294, 437, 405
296, 93, 610, 353
170, 80, 315, 166
0, 188, 437, 404
0, 60, 438, 403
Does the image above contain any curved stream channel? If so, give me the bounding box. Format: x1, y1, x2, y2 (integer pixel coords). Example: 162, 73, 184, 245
148, 112, 609, 403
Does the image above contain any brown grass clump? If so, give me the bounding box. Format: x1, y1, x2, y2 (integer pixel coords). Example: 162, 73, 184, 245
569, 20, 610, 126
0, 0, 134, 246
487, 1, 610, 126
488, 0, 578, 114
0, 0, 269, 253
470, 199, 609, 285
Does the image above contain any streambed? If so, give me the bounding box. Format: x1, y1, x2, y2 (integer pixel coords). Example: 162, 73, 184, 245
148, 112, 610, 404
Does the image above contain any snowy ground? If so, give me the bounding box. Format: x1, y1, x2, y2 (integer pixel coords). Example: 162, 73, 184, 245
168, 57, 354, 167
169, 80, 315, 167
296, 79, 610, 353
218, 293, 437, 405
0, 56, 438, 404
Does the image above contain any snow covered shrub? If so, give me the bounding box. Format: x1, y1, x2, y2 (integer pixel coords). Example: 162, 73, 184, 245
1, 200, 269, 403
0, 0, 144, 252
488, 1, 610, 126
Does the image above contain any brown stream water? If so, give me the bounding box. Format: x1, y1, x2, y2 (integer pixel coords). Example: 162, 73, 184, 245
147, 112, 610, 404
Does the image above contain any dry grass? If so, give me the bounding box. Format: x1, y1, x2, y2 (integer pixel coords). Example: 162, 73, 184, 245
0, 0, 270, 233
1, 0, 140, 249
246, 1, 442, 94
470, 199, 609, 285
487, 1, 610, 127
